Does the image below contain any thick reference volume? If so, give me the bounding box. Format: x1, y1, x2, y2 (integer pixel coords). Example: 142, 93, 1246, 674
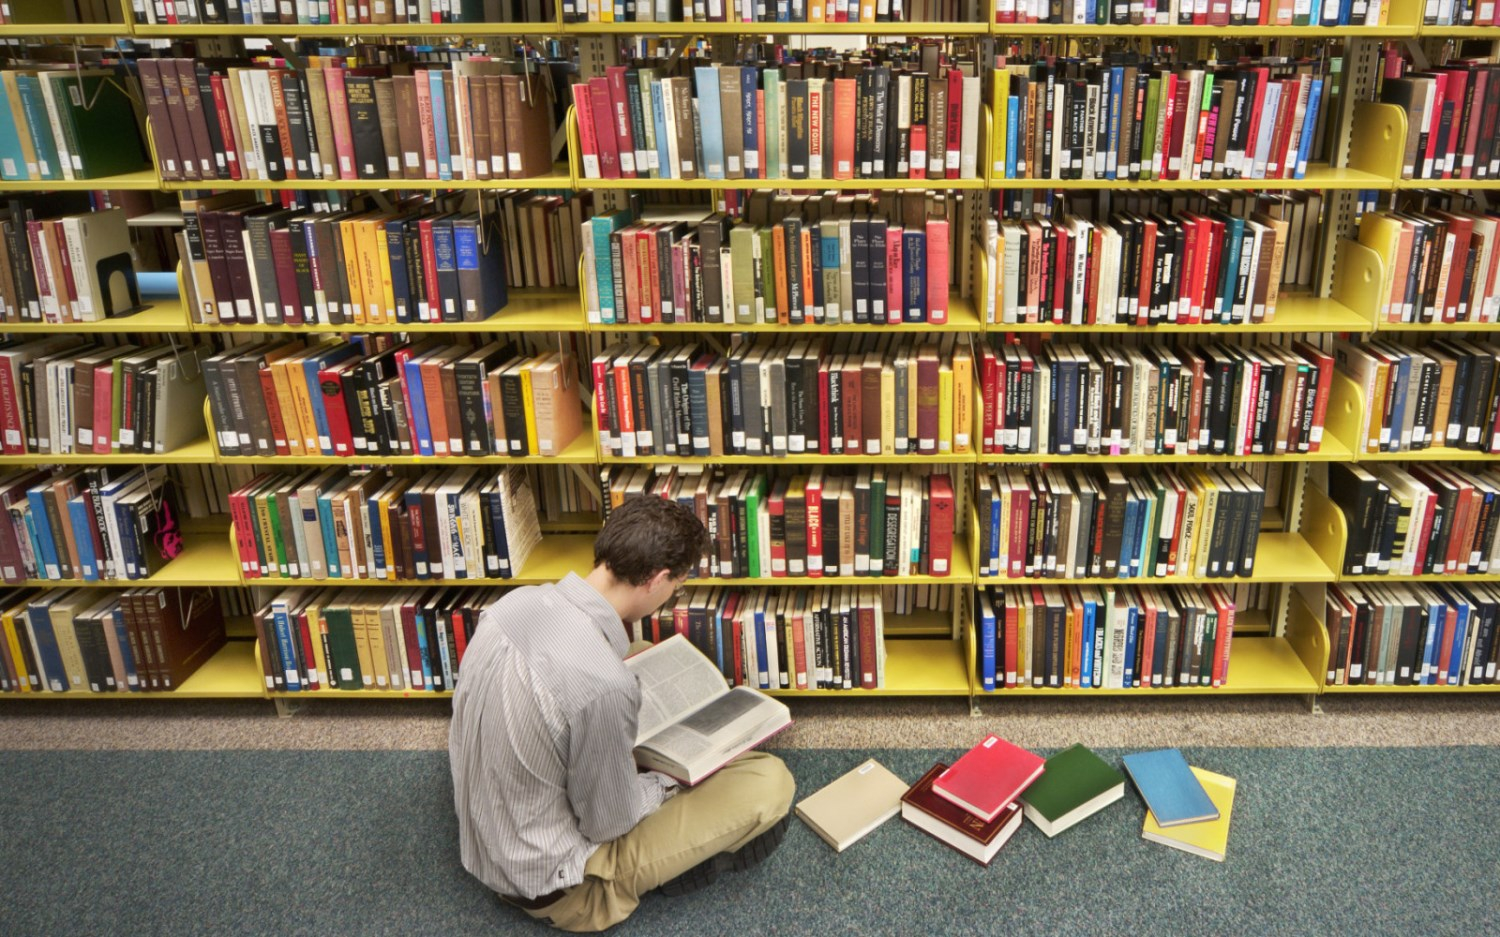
628, 633, 792, 785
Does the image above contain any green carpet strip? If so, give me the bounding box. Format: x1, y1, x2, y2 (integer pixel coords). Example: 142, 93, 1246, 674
0, 746, 1494, 936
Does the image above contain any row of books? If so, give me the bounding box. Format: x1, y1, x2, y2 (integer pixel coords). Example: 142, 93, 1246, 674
591, 334, 974, 459
249, 584, 506, 694
204, 337, 585, 460
975, 339, 1334, 458
604, 464, 958, 579
573, 56, 984, 182
0, 203, 142, 325
990, 61, 1325, 182
182, 190, 589, 326
975, 203, 1299, 327
0, 466, 181, 585
0, 338, 208, 458
992, 0, 1389, 23
139, 58, 555, 184
1333, 338, 1500, 455
231, 465, 544, 583
1419, 0, 1500, 24
565, 0, 965, 21
1358, 208, 1500, 325
1324, 581, 1500, 688
584, 196, 957, 326
1380, 61, 1500, 182
975, 464, 1267, 582
0, 587, 227, 695
638, 584, 902, 689
0, 68, 149, 183
976, 582, 1240, 690
1328, 462, 1499, 578
131, 0, 546, 24
182, 189, 512, 328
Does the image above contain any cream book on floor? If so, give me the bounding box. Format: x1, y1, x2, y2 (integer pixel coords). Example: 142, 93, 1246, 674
1141, 766, 1237, 862
795, 759, 909, 852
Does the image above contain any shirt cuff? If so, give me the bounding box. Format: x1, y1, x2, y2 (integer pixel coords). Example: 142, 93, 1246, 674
640, 770, 681, 810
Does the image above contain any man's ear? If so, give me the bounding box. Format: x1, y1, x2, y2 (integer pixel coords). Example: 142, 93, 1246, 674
645, 568, 675, 592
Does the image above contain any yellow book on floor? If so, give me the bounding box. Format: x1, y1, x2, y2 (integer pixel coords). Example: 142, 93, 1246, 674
1141, 766, 1236, 862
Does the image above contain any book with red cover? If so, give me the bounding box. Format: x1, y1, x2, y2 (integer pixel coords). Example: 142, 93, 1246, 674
901, 762, 1024, 866
926, 474, 955, 576
931, 733, 1045, 821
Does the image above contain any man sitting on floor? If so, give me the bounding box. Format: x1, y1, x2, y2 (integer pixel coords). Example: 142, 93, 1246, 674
450, 495, 795, 933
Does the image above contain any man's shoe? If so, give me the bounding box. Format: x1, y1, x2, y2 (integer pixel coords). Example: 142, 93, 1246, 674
656, 815, 790, 898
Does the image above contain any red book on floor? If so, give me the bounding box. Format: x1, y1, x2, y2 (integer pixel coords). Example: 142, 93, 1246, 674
931, 733, 1045, 822
901, 763, 1025, 866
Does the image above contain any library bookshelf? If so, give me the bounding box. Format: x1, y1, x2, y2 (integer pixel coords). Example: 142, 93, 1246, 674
1, 0, 1497, 710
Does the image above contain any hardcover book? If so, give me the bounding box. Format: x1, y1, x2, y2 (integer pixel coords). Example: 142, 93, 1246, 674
1141, 765, 1236, 861
795, 757, 908, 852
1121, 748, 1220, 827
1018, 743, 1126, 837
901, 762, 1024, 866
931, 733, 1044, 822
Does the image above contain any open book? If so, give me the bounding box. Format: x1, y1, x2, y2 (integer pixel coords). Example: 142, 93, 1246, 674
628, 635, 792, 786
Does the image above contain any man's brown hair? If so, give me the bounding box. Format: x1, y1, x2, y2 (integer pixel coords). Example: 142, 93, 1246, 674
593, 495, 711, 586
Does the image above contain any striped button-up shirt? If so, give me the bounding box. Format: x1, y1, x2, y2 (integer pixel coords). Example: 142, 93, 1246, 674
449, 572, 677, 900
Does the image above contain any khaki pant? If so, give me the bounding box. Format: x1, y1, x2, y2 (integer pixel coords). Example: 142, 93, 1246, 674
521, 751, 796, 933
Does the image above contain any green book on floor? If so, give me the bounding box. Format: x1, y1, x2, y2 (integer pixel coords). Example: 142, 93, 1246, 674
1019, 743, 1126, 838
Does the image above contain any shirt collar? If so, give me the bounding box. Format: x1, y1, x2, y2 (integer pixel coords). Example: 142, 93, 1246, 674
553, 572, 629, 658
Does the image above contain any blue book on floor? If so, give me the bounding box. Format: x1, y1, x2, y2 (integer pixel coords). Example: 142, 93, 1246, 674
1121, 749, 1219, 827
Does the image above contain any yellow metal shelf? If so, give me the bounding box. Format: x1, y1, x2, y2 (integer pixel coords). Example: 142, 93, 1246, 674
600, 451, 974, 465
132, 22, 562, 37
975, 531, 1336, 586
978, 434, 1355, 464
160, 164, 572, 192
191, 289, 586, 333
0, 640, 267, 700
695, 543, 972, 587
1372, 320, 1500, 331
989, 163, 1391, 190
979, 635, 1318, 696
0, 437, 216, 465
1395, 178, 1500, 190
1354, 445, 1498, 462
1341, 572, 1497, 583
986, 294, 1372, 334
571, 20, 988, 35
216, 431, 595, 466
580, 174, 987, 191
0, 169, 161, 191
18, 527, 238, 588
989, 23, 1415, 37
767, 636, 972, 697
598, 298, 981, 333
0, 23, 128, 36
0, 302, 190, 333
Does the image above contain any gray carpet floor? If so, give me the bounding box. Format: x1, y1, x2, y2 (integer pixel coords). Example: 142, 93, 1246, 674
1, 746, 1496, 936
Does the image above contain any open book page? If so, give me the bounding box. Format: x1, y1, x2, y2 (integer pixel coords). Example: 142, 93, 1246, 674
628, 634, 732, 743
627, 635, 791, 784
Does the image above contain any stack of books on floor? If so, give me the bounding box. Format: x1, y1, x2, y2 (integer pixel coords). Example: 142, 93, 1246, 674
900, 734, 1041, 864
1124, 747, 1236, 862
